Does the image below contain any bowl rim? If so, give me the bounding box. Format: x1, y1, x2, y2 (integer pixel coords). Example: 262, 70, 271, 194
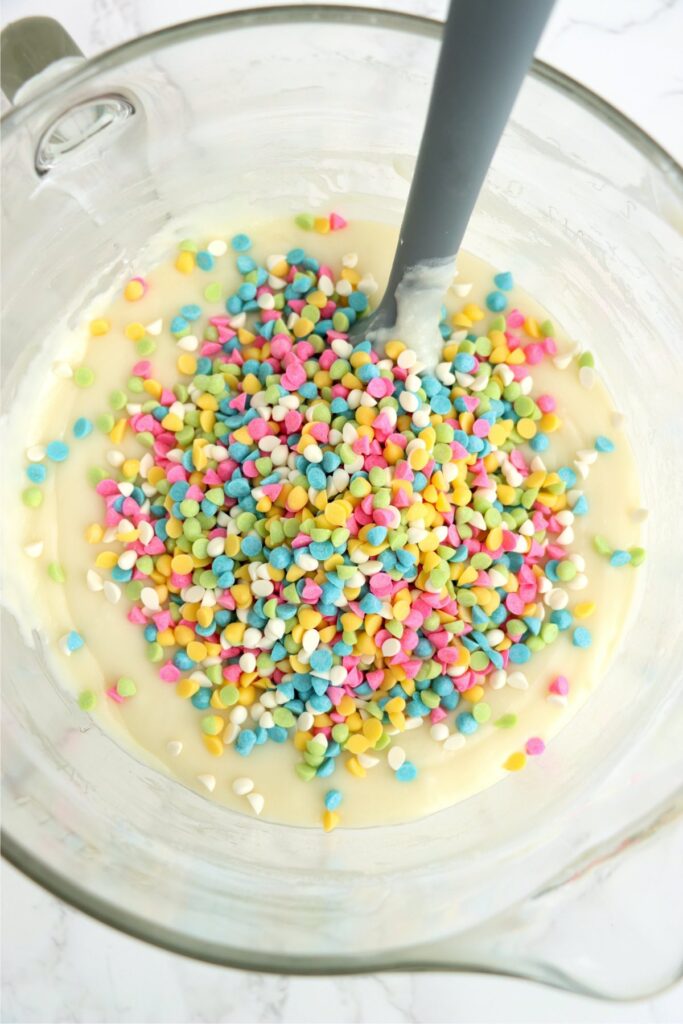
1, 3, 681, 182
2, 3, 682, 982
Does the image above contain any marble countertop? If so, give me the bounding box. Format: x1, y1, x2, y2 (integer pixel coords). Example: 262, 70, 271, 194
2, 1, 682, 1021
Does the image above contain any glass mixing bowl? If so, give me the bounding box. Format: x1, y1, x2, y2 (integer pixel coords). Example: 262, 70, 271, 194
2, 6, 682, 999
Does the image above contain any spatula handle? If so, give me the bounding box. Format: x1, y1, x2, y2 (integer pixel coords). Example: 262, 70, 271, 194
379, 0, 555, 329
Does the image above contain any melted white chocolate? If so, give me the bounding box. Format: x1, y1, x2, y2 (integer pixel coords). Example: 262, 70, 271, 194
4, 218, 643, 828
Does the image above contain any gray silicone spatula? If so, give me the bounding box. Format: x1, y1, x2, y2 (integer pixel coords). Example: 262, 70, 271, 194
357, 0, 555, 366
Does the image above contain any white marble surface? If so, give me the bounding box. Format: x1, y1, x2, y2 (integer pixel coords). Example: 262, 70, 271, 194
2, 1, 682, 1021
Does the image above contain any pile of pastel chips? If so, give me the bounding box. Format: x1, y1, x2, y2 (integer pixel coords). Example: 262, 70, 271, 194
28, 215, 641, 830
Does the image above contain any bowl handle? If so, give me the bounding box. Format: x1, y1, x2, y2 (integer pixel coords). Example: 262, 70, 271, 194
1, 16, 135, 175
1, 17, 83, 104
